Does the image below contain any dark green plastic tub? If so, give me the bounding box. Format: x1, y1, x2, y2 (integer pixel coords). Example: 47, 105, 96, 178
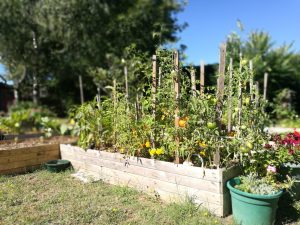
227, 177, 283, 225
45, 159, 71, 172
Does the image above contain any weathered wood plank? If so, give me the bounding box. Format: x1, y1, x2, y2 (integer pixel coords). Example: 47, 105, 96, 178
0, 144, 60, 157
60, 145, 224, 181
0, 149, 59, 163
61, 150, 222, 193
0, 154, 59, 170
68, 159, 224, 205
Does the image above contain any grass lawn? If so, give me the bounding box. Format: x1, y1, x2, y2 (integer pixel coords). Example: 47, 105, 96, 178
0, 169, 299, 225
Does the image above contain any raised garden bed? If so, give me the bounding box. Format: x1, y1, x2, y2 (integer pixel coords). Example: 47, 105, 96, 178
0, 136, 77, 175
60, 144, 241, 217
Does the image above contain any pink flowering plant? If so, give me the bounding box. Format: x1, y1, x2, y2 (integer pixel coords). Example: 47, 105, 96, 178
236, 131, 299, 195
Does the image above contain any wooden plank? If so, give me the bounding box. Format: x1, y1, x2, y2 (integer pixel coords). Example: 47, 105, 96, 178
60, 145, 225, 181
0, 148, 59, 163
68, 159, 224, 205
0, 144, 60, 157
0, 153, 60, 170
61, 150, 222, 193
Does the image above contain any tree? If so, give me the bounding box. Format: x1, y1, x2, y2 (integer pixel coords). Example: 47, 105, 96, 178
0, 0, 185, 114
226, 30, 300, 114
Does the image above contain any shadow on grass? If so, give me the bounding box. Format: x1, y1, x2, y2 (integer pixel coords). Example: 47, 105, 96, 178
276, 193, 300, 225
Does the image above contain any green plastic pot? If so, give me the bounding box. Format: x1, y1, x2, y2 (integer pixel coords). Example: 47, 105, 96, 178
45, 159, 71, 173
227, 177, 283, 225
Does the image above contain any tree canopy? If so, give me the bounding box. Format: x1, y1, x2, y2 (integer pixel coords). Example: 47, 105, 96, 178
0, 0, 185, 114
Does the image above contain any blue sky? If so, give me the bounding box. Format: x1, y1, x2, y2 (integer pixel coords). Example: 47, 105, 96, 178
1, 0, 299, 74
175, 0, 300, 64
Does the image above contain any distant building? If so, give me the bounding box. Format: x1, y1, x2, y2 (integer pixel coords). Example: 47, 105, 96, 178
0, 82, 14, 112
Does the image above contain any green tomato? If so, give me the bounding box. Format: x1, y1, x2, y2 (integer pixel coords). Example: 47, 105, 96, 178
207, 122, 217, 129
241, 125, 247, 130
239, 146, 250, 153
258, 139, 264, 144
246, 142, 254, 150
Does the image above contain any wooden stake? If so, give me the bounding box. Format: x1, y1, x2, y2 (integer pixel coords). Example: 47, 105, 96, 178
263, 72, 268, 100
191, 68, 196, 97
174, 50, 180, 164
216, 43, 226, 131
255, 81, 260, 108
237, 81, 243, 137
200, 60, 205, 95
151, 55, 157, 148
227, 58, 233, 133
124, 66, 128, 100
78, 75, 84, 104
249, 60, 254, 101
158, 67, 162, 87
113, 79, 117, 146
135, 94, 139, 121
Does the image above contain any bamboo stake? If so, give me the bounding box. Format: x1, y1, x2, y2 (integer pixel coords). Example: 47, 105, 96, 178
249, 60, 254, 101
135, 94, 139, 121
263, 72, 268, 100
200, 61, 205, 95
78, 75, 84, 104
158, 67, 162, 87
255, 81, 260, 108
174, 50, 180, 164
191, 68, 196, 97
227, 58, 233, 133
113, 79, 117, 146
124, 66, 128, 100
151, 55, 157, 149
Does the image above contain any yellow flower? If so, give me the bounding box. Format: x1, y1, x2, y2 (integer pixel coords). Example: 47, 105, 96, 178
149, 149, 156, 156
120, 148, 125, 154
200, 151, 206, 157
155, 148, 164, 155
198, 141, 207, 148
69, 119, 75, 125
145, 141, 151, 148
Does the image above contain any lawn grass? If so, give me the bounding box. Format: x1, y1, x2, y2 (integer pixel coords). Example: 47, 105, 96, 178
0, 169, 299, 225
0, 169, 227, 225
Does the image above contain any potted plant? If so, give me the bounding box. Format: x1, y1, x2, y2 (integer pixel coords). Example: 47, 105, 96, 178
271, 130, 300, 200
227, 134, 295, 225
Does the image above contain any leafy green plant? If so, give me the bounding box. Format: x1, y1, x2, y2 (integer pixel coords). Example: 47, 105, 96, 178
236, 174, 282, 195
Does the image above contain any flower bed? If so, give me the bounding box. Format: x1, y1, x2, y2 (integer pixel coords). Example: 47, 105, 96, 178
60, 144, 241, 217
